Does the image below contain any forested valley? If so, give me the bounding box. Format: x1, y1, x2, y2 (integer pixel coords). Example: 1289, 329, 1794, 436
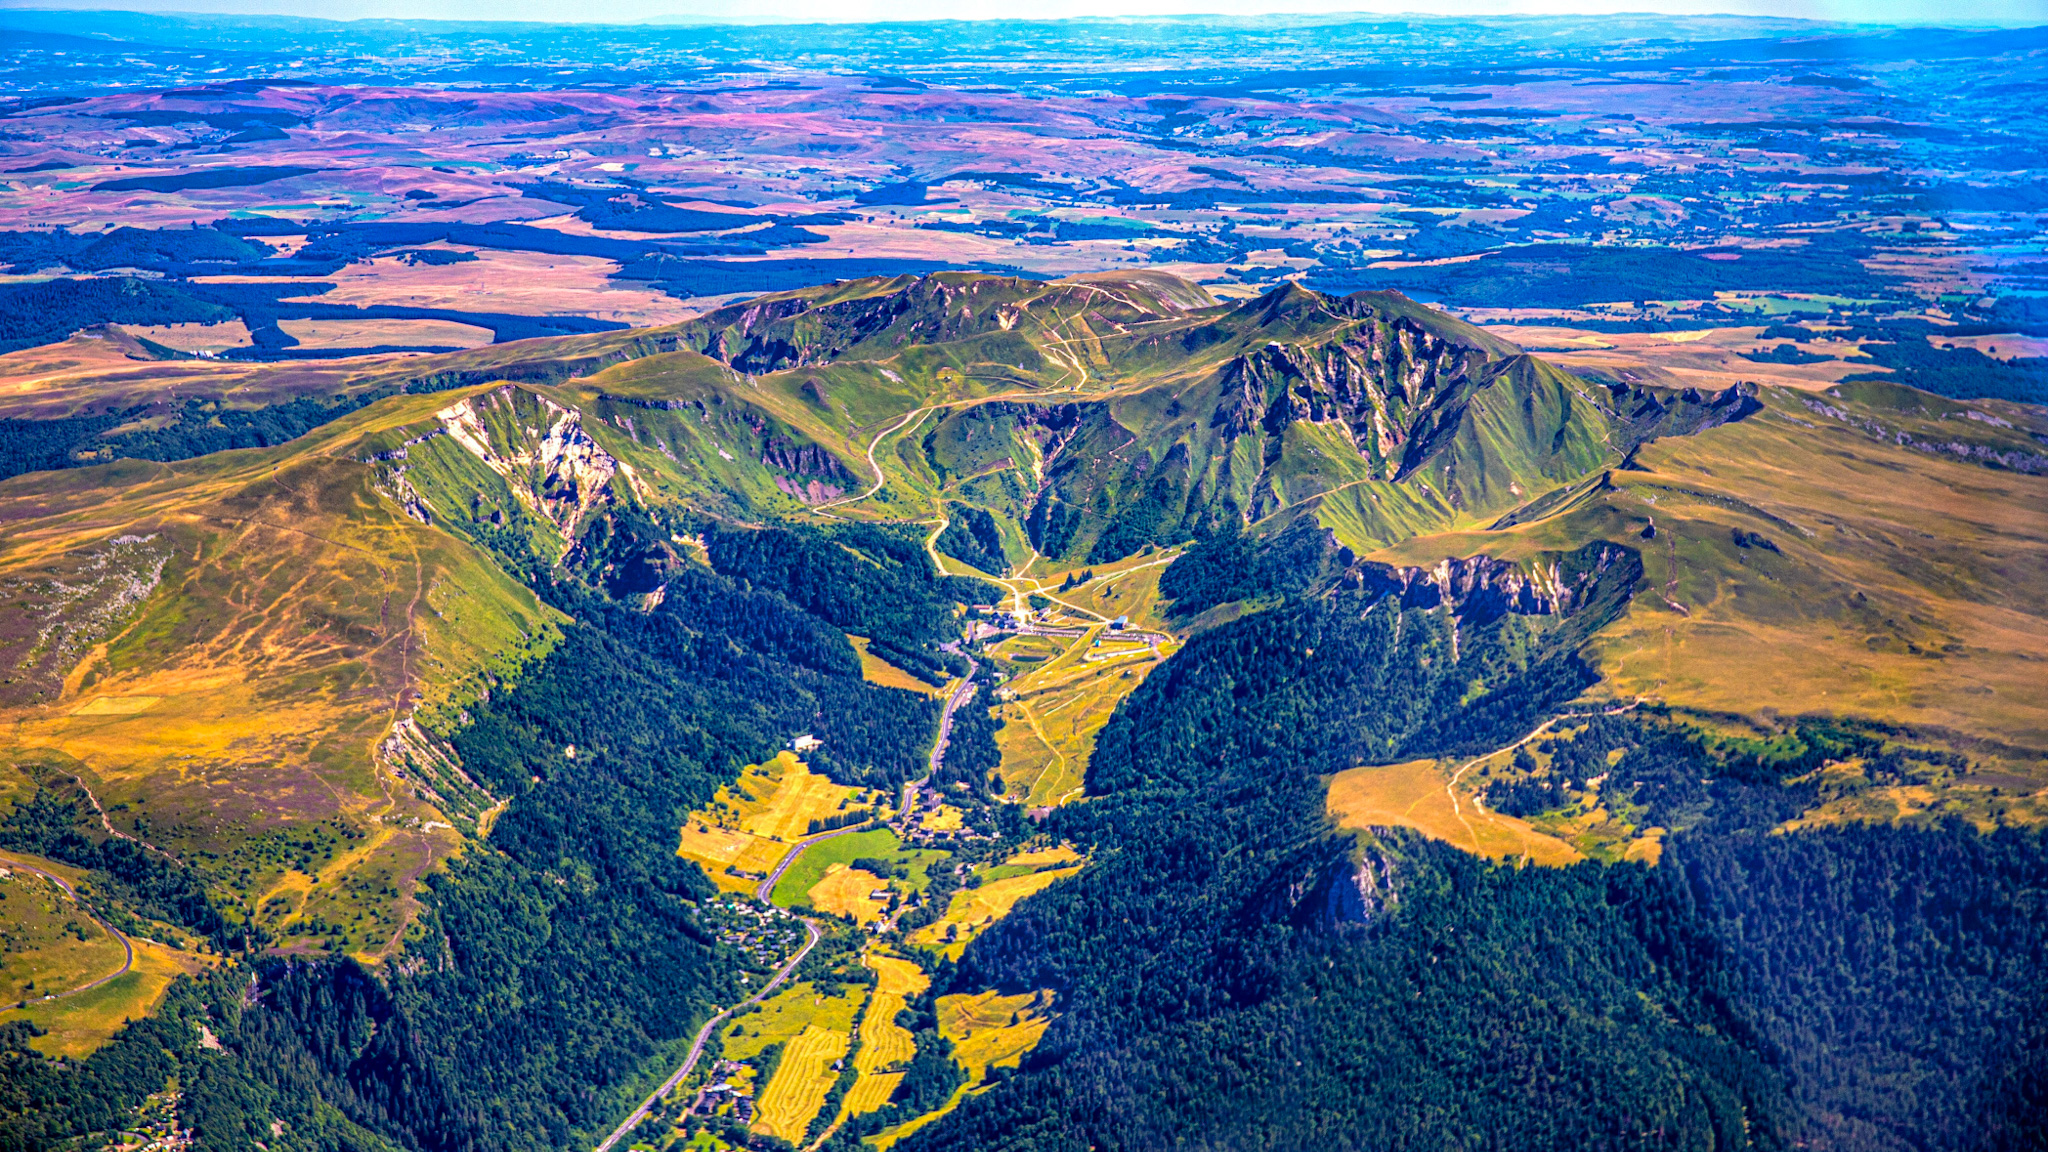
903, 578, 2048, 1152
5, 505, 2044, 1152
0, 515, 979, 1152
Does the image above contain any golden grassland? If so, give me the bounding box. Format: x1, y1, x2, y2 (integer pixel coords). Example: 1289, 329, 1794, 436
1002, 844, 1082, 868
276, 318, 494, 351
752, 1024, 850, 1143
908, 866, 1083, 961
848, 636, 948, 696
940, 989, 1051, 1081
289, 248, 695, 327
869, 988, 1054, 1151
1477, 322, 1873, 395
0, 389, 565, 956
0, 867, 127, 1005
1051, 555, 1181, 632
721, 980, 866, 1065
1326, 759, 1584, 867
1, 937, 209, 1058
839, 953, 928, 1120
1365, 385, 2048, 812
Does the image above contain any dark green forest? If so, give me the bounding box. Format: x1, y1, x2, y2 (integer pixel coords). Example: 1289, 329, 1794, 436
0, 392, 402, 483
901, 586, 2048, 1152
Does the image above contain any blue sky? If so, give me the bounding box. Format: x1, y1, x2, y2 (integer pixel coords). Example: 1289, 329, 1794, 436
7, 0, 2046, 25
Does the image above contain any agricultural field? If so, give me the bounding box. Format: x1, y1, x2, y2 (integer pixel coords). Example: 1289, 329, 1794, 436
849, 636, 949, 696
678, 753, 881, 894
1, 936, 206, 1058
939, 988, 1053, 1082
769, 829, 901, 908
868, 987, 1055, 1149
908, 862, 1083, 960
837, 953, 928, 1120
752, 1025, 850, 1143
806, 863, 891, 924
719, 978, 865, 1070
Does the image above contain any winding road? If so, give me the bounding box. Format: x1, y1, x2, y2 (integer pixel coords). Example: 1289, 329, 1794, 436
594, 657, 979, 1152
0, 852, 135, 1004
592, 825, 856, 1152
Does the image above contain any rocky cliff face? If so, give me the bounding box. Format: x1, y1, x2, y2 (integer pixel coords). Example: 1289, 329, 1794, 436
435, 385, 623, 544
1318, 848, 1400, 931
1348, 542, 1637, 624
1211, 314, 1492, 479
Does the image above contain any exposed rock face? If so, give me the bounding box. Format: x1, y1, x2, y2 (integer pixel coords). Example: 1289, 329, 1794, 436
1211, 315, 1491, 478
760, 436, 848, 481
1349, 542, 1637, 624
436, 386, 620, 542
1320, 849, 1399, 930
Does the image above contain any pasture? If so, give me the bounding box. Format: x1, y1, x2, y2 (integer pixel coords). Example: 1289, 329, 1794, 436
0, 866, 127, 1005
806, 863, 891, 924
771, 828, 901, 908
679, 753, 876, 895
1, 937, 206, 1058
1325, 759, 1581, 867
993, 627, 1174, 807
849, 635, 948, 696
839, 953, 928, 1119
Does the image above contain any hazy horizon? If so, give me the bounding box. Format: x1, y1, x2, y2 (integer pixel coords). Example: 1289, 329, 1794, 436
5, 0, 2046, 27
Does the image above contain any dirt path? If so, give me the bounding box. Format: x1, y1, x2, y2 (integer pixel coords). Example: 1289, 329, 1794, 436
814, 406, 936, 514
1438, 699, 1646, 842
0, 852, 135, 1004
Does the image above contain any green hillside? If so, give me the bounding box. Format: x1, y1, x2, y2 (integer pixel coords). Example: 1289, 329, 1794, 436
0, 273, 2042, 1152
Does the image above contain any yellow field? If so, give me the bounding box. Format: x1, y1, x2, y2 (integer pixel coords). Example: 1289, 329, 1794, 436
1002, 844, 1081, 868
909, 866, 1082, 960
869, 986, 1053, 1150
121, 320, 254, 354
679, 752, 870, 893
1325, 759, 1582, 866
807, 864, 890, 923
276, 318, 495, 351
938, 988, 1050, 1080
721, 979, 866, 1064
840, 953, 928, 1118
734, 753, 866, 842
2, 937, 207, 1058
849, 636, 948, 696
753, 1024, 850, 1143
1052, 555, 1179, 632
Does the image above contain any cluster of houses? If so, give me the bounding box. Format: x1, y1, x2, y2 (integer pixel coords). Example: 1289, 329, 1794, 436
704, 899, 803, 969
688, 1060, 756, 1123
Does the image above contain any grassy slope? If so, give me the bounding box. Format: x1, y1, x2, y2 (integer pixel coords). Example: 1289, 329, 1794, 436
0, 389, 563, 970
